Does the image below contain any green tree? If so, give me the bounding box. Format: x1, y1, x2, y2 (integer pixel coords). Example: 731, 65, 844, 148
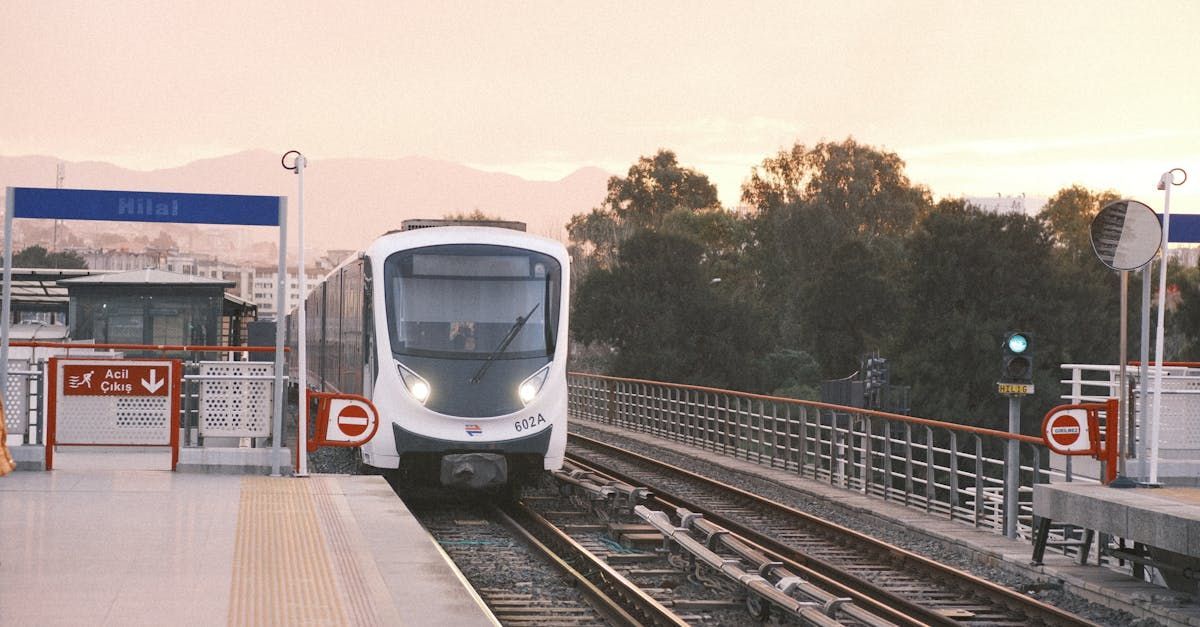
9, 245, 87, 269
444, 209, 506, 221
566, 208, 627, 277
567, 149, 724, 277
572, 231, 772, 391
892, 201, 1067, 427
604, 149, 720, 229
742, 138, 931, 377
744, 138, 930, 240
1037, 185, 1122, 261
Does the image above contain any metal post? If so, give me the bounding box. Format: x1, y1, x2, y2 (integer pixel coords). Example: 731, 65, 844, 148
1005, 395, 1020, 539
1138, 263, 1152, 481
2, 189, 14, 384
1117, 271, 1129, 479
1150, 170, 1178, 484
295, 154, 308, 478
270, 198, 288, 477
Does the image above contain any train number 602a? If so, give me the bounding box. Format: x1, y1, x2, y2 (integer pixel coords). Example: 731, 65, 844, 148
515, 414, 547, 432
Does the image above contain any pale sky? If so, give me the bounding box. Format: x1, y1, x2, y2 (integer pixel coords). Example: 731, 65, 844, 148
2, 1, 1197, 211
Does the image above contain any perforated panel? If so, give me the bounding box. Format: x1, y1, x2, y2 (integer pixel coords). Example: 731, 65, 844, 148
4, 360, 30, 434
198, 361, 274, 438
1153, 375, 1200, 452
53, 359, 174, 445
56, 396, 171, 444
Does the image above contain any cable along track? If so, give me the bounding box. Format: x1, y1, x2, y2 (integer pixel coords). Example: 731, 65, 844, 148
566, 433, 1093, 627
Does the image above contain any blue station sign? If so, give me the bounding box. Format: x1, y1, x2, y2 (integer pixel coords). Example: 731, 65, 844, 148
1167, 214, 1200, 244
9, 187, 281, 226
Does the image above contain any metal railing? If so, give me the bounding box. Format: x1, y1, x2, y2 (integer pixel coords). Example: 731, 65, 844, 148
568, 372, 1082, 540
6, 342, 288, 450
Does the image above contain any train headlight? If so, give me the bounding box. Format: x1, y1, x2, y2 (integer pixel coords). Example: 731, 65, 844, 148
396, 361, 431, 404
518, 365, 550, 405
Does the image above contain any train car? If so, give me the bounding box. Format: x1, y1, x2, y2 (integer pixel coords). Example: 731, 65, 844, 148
290, 221, 569, 488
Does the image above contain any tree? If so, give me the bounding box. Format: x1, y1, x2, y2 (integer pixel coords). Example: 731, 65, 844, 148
741, 138, 932, 377
1037, 184, 1122, 261
603, 150, 720, 229
8, 245, 87, 269
444, 209, 505, 221
572, 231, 772, 391
892, 201, 1070, 427
566, 208, 627, 277
743, 138, 931, 240
567, 150, 724, 277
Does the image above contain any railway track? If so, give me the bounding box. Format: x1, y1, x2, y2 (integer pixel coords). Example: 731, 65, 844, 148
408, 490, 687, 626
566, 433, 1094, 627
411, 481, 901, 625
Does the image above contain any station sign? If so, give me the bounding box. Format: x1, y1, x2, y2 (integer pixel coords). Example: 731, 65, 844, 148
62, 363, 171, 397
10, 187, 281, 226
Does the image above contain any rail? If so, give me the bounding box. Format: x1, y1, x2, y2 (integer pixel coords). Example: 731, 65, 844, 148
568, 372, 1071, 540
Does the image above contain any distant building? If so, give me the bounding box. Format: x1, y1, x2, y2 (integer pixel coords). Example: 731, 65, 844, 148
964, 194, 1028, 215
1168, 246, 1200, 268
251, 266, 323, 320
79, 249, 166, 272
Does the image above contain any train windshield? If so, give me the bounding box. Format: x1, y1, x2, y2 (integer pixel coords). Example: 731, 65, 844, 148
384, 244, 561, 360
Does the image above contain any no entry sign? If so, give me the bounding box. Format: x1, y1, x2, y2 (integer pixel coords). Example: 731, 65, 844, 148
336, 403, 371, 438
308, 391, 380, 450
1042, 406, 1097, 456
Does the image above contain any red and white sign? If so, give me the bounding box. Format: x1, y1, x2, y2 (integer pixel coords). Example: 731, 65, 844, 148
336, 402, 371, 438
312, 394, 379, 446
62, 363, 171, 397
1042, 406, 1096, 455
47, 358, 181, 472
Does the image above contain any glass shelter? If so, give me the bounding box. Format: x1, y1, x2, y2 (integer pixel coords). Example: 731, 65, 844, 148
60, 269, 234, 351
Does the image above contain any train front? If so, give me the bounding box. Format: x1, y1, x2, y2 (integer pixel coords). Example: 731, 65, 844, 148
364, 230, 569, 488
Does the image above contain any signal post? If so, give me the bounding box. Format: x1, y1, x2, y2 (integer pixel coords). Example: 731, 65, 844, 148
999, 332, 1034, 539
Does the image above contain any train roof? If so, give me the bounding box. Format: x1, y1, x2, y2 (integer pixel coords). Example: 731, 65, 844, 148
366, 225, 568, 261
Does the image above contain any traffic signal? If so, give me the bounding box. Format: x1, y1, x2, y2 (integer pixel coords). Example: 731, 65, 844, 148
1001, 332, 1033, 383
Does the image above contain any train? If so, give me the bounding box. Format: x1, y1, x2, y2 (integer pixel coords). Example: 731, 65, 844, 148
287, 219, 570, 488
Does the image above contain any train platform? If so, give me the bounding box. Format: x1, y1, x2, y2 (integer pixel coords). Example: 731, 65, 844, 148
1035, 482, 1200, 560
0, 451, 498, 626
576, 420, 1200, 627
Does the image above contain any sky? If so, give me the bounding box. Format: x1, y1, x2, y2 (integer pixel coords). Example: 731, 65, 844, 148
1, 1, 1197, 212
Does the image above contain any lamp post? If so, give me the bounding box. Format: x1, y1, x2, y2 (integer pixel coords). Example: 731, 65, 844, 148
1149, 168, 1187, 485
282, 151, 308, 477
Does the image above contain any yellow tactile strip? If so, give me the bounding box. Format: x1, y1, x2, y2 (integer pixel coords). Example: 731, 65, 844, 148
309, 477, 390, 627
228, 476, 349, 626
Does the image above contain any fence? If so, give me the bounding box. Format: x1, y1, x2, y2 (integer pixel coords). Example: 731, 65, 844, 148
1061, 363, 1200, 482
5, 342, 287, 451
568, 372, 1081, 540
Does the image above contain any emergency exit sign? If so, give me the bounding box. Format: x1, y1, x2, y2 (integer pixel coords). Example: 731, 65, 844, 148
62, 363, 171, 396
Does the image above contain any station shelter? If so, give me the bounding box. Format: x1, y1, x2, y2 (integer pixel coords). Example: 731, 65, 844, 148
57, 268, 257, 354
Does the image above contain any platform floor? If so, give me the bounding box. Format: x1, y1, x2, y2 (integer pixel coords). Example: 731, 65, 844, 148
0, 454, 497, 626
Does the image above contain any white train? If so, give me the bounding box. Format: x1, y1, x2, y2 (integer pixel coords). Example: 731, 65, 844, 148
289, 221, 569, 488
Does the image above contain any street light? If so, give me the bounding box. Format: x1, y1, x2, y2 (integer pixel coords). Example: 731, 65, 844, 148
282, 151, 308, 477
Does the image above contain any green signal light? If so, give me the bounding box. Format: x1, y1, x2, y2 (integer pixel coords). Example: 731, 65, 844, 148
1007, 334, 1029, 354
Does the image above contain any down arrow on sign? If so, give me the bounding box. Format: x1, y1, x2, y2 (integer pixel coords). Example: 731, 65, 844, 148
141, 369, 165, 393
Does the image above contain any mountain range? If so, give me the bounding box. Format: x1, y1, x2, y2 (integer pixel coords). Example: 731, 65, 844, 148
0, 151, 610, 263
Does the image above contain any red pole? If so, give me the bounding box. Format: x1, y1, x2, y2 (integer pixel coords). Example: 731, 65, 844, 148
1104, 398, 1120, 484
46, 358, 57, 471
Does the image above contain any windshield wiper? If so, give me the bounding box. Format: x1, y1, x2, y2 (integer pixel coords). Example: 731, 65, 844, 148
470, 303, 540, 383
